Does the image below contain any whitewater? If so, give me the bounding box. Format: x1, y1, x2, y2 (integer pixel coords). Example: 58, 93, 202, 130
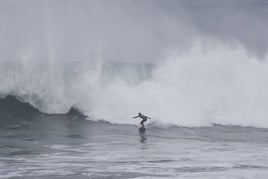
1, 42, 268, 128
1, 0, 268, 178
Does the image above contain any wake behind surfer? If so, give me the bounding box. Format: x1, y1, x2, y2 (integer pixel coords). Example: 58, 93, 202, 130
133, 112, 151, 127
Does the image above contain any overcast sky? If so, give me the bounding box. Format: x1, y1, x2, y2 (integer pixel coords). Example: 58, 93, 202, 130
1, 0, 268, 63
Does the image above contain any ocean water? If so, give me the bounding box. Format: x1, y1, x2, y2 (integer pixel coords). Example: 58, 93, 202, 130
1, 47, 268, 178
1, 1, 268, 178
1, 96, 268, 179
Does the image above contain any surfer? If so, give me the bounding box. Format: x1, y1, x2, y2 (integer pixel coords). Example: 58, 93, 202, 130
133, 112, 151, 127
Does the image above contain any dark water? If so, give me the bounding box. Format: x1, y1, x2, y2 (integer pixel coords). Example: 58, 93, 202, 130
1, 96, 268, 178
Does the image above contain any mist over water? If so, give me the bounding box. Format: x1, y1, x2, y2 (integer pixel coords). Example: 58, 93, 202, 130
1, 0, 268, 128
82, 43, 268, 128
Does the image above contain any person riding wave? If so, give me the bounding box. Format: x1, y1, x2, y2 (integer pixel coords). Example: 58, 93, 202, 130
133, 112, 151, 127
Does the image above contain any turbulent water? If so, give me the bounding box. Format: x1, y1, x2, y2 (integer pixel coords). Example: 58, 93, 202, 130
1, 44, 268, 128
2, 43, 268, 178
2, 0, 268, 128
2, 42, 268, 179
1, 0, 268, 178
1, 96, 268, 178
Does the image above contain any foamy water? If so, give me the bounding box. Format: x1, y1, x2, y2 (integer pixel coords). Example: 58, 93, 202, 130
1, 1, 268, 178
1, 111, 268, 179
1, 43, 268, 128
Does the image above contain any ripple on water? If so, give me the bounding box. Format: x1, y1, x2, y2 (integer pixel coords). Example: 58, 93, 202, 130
233, 164, 267, 170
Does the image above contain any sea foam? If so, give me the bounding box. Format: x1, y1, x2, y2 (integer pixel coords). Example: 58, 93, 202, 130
2, 42, 268, 128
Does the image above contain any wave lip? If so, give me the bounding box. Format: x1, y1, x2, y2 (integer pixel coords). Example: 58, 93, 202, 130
0, 96, 85, 126
0, 96, 40, 117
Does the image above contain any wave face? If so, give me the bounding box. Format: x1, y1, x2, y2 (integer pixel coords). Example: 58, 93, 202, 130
1, 43, 268, 128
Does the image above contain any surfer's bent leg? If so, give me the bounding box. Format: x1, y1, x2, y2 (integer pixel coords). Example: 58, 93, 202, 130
140, 119, 147, 127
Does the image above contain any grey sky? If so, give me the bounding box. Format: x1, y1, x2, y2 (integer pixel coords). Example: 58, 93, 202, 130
1, 0, 268, 62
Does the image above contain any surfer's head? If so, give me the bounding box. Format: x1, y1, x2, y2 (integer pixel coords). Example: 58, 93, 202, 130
138, 112, 141, 116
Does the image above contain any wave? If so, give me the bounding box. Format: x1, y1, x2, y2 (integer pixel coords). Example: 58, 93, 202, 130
1, 42, 268, 128
1, 0, 268, 129
0, 95, 84, 125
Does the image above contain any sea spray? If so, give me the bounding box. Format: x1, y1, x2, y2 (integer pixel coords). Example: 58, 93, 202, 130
1, 0, 268, 128
1, 42, 268, 128
79, 43, 268, 128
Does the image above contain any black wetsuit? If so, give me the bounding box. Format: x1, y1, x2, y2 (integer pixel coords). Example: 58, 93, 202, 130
133, 113, 151, 127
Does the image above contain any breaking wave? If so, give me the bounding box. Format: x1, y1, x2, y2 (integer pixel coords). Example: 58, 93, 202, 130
1, 42, 268, 128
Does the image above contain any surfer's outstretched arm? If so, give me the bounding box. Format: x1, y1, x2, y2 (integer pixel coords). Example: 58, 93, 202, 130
145, 115, 151, 119
133, 116, 139, 118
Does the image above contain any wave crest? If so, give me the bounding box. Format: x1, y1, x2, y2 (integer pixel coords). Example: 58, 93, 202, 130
1, 43, 268, 128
